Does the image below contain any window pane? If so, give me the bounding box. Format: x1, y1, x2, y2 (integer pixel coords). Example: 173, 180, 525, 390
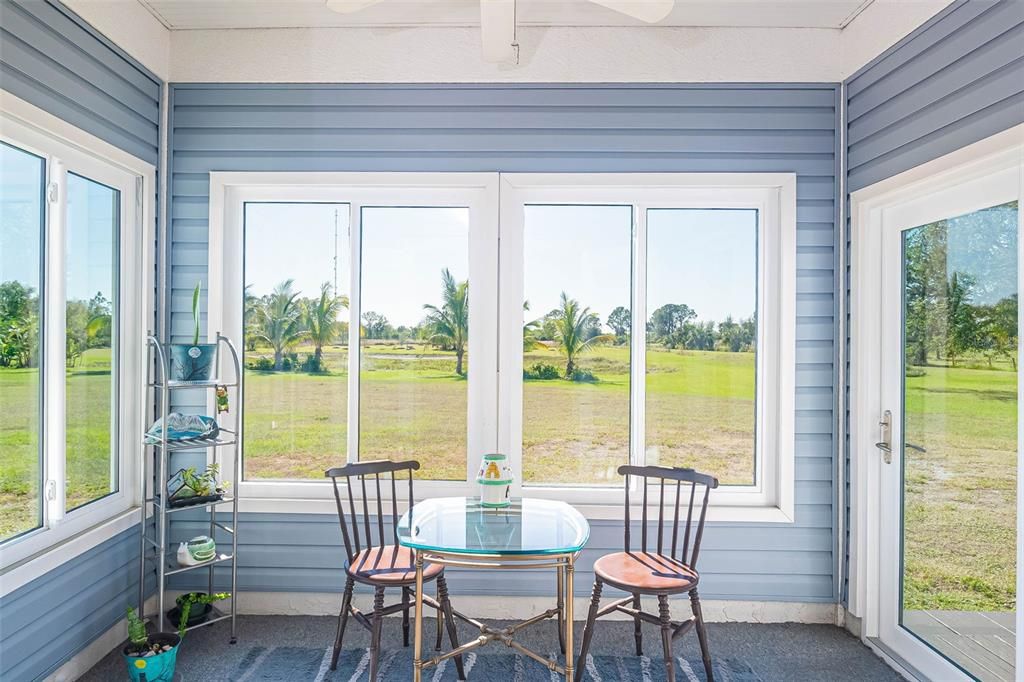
359, 207, 469, 480
243, 203, 350, 479
522, 205, 632, 486
0, 143, 44, 541
65, 172, 118, 511
900, 201, 1018, 677
645, 209, 757, 485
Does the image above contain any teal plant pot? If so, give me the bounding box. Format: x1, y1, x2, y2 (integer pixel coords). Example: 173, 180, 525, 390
168, 343, 217, 382
123, 633, 180, 682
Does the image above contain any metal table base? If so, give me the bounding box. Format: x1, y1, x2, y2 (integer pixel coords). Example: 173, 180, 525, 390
412, 549, 577, 681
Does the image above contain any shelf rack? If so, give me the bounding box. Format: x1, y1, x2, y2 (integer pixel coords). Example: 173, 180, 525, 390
138, 333, 241, 643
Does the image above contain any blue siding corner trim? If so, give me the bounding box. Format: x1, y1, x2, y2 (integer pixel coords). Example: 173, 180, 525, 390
169, 83, 840, 604
841, 0, 1024, 604
0, 2, 161, 680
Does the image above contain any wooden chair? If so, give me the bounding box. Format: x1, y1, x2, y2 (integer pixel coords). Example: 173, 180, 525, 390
575, 465, 719, 682
325, 460, 464, 681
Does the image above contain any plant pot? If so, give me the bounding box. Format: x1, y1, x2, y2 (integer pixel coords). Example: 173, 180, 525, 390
168, 343, 217, 382
123, 633, 180, 682
169, 592, 213, 627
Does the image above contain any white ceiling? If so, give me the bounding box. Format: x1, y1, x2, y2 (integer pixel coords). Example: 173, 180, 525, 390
137, 0, 875, 30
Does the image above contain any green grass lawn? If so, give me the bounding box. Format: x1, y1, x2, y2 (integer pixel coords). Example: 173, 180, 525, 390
903, 361, 1017, 612
0, 348, 114, 539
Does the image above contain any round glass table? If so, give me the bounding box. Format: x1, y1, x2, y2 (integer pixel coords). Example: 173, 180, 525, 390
398, 497, 590, 681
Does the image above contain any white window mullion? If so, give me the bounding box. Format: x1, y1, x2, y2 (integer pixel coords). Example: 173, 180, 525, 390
630, 203, 646, 468
347, 201, 361, 466
44, 158, 67, 526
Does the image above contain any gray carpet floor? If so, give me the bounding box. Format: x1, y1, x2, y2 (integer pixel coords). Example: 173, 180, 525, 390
81, 615, 901, 681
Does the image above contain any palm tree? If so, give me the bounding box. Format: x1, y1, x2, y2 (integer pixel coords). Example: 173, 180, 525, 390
423, 268, 469, 376
553, 292, 613, 379
255, 279, 307, 370
522, 300, 543, 352
304, 281, 349, 369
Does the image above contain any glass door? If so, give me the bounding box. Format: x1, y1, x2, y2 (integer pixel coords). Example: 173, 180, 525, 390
878, 166, 1020, 680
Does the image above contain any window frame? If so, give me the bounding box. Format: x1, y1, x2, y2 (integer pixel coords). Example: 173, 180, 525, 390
0, 91, 153, 571
209, 171, 795, 523
208, 172, 499, 503
498, 174, 796, 518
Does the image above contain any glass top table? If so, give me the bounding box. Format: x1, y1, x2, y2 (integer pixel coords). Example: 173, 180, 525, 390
397, 496, 590, 556
397, 497, 590, 681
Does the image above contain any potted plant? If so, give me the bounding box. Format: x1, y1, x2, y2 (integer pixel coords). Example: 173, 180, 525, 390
169, 281, 218, 381
123, 592, 230, 681
168, 463, 228, 508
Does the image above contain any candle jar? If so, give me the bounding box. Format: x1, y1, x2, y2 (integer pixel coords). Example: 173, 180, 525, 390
475, 453, 513, 508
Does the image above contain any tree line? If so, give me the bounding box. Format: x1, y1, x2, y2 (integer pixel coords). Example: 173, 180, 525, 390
0, 280, 111, 369
905, 220, 1018, 370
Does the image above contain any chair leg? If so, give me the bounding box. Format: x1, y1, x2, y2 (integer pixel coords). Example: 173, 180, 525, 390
689, 588, 714, 682
369, 587, 385, 682
434, 584, 443, 651
632, 592, 643, 656
658, 594, 675, 682
574, 578, 603, 682
402, 587, 411, 648
437, 575, 466, 681
330, 576, 355, 671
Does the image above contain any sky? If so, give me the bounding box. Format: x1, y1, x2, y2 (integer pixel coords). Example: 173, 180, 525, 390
243, 202, 760, 330
1, 142, 116, 304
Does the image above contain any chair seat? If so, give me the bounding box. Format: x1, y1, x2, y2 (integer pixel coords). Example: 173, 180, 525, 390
346, 545, 442, 584
594, 551, 699, 594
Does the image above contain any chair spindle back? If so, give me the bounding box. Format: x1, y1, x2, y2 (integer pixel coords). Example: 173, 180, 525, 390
620, 465, 719, 569
325, 459, 420, 562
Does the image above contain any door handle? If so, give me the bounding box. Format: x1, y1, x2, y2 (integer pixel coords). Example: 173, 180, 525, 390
876, 410, 893, 464
905, 442, 927, 453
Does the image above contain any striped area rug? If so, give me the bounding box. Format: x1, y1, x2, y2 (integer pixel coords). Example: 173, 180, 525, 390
230, 646, 761, 681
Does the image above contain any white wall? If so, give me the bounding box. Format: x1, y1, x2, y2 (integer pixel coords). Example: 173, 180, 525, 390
63, 0, 171, 81
169, 25, 841, 83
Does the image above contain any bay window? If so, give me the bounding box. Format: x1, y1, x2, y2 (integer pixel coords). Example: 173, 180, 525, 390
0, 97, 152, 568
211, 172, 794, 520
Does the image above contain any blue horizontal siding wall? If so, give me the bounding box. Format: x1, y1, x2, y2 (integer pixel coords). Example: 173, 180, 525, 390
0, 2, 161, 680
842, 0, 1024, 603
0, 0, 160, 165
846, 0, 1024, 192
169, 83, 840, 604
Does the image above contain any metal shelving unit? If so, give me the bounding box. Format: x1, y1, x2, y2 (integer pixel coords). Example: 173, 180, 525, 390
139, 333, 241, 643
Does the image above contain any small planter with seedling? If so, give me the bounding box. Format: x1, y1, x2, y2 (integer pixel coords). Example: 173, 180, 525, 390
167, 463, 228, 509
169, 281, 218, 382
123, 592, 230, 682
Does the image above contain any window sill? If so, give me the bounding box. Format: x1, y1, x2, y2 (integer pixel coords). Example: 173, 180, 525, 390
0, 507, 141, 597
234, 496, 794, 524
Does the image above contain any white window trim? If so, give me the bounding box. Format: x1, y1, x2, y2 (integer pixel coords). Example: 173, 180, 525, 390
848, 122, 1024, 674
208, 172, 499, 503
208, 171, 795, 524
499, 173, 796, 520
0, 90, 154, 574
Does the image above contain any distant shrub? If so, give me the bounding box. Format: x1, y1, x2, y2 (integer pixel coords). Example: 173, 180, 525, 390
570, 368, 598, 383
302, 354, 325, 373
281, 356, 294, 372
524, 363, 560, 380
248, 356, 274, 371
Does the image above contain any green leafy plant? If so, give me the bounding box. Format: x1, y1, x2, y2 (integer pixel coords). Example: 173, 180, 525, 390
177, 592, 231, 639
126, 606, 149, 652
192, 281, 202, 346
181, 463, 223, 497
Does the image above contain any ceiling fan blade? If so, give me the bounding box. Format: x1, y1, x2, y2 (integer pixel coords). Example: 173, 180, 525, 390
324, 0, 387, 14
587, 0, 674, 23
479, 0, 517, 63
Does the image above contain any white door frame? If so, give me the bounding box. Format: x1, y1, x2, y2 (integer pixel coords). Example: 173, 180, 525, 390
849, 123, 1024, 679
